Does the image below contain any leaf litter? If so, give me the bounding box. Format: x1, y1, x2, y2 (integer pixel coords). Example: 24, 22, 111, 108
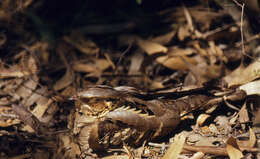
0, 0, 260, 158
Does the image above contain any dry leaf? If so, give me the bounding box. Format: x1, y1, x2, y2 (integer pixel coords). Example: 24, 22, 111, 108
73, 59, 111, 74
178, 25, 191, 41
249, 127, 256, 148
187, 134, 222, 147
128, 51, 144, 75
136, 38, 168, 55
204, 63, 222, 79
21, 124, 35, 133
27, 55, 38, 74
117, 35, 137, 46
239, 79, 260, 96
53, 69, 74, 91
0, 106, 20, 127
151, 81, 164, 89
226, 136, 243, 159
246, 0, 260, 13
208, 123, 219, 134
205, 105, 217, 113
64, 33, 99, 55
193, 41, 208, 56
32, 98, 53, 120
72, 63, 97, 73
229, 113, 239, 125
16, 76, 38, 99
238, 102, 249, 125
215, 115, 232, 134
0, 32, 7, 47
169, 7, 224, 31
58, 134, 81, 158
162, 133, 186, 159
102, 155, 130, 159
200, 126, 211, 134
150, 30, 177, 45
96, 59, 111, 72
196, 114, 210, 127
253, 108, 260, 127
224, 61, 260, 87
156, 54, 197, 71
189, 152, 205, 159
0, 65, 25, 78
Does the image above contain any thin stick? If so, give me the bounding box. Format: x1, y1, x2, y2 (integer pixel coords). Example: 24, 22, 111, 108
232, 0, 245, 63
232, 0, 260, 62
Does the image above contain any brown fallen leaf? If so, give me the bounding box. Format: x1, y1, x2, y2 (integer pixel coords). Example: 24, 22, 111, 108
0, 32, 7, 47
183, 144, 260, 156
183, 144, 228, 156
0, 106, 20, 127
64, 32, 99, 55
150, 30, 177, 45
57, 134, 81, 159
196, 114, 210, 127
253, 107, 260, 127
249, 127, 256, 148
224, 61, 260, 87
15, 76, 38, 99
128, 51, 144, 75
136, 38, 168, 55
12, 104, 43, 134
53, 69, 74, 91
178, 25, 191, 41
156, 47, 197, 71
238, 102, 249, 130
162, 133, 186, 159
150, 80, 165, 89
226, 136, 243, 159
72, 59, 111, 74
95, 59, 112, 72
102, 155, 130, 159
189, 152, 205, 159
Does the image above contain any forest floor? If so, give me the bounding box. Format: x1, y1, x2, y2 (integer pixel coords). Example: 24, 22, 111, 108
0, 0, 260, 158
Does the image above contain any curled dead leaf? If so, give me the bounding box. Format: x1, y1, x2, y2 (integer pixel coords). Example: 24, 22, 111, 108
196, 114, 210, 127
53, 69, 74, 91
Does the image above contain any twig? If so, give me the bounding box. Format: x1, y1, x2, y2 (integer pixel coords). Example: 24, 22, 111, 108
235, 33, 260, 47
232, 0, 245, 63
123, 144, 134, 159
183, 144, 260, 156
223, 96, 240, 111
232, 0, 260, 62
115, 42, 132, 72
202, 24, 234, 39
215, 0, 260, 60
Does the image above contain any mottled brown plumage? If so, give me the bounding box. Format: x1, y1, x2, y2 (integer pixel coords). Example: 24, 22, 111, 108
73, 85, 211, 151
